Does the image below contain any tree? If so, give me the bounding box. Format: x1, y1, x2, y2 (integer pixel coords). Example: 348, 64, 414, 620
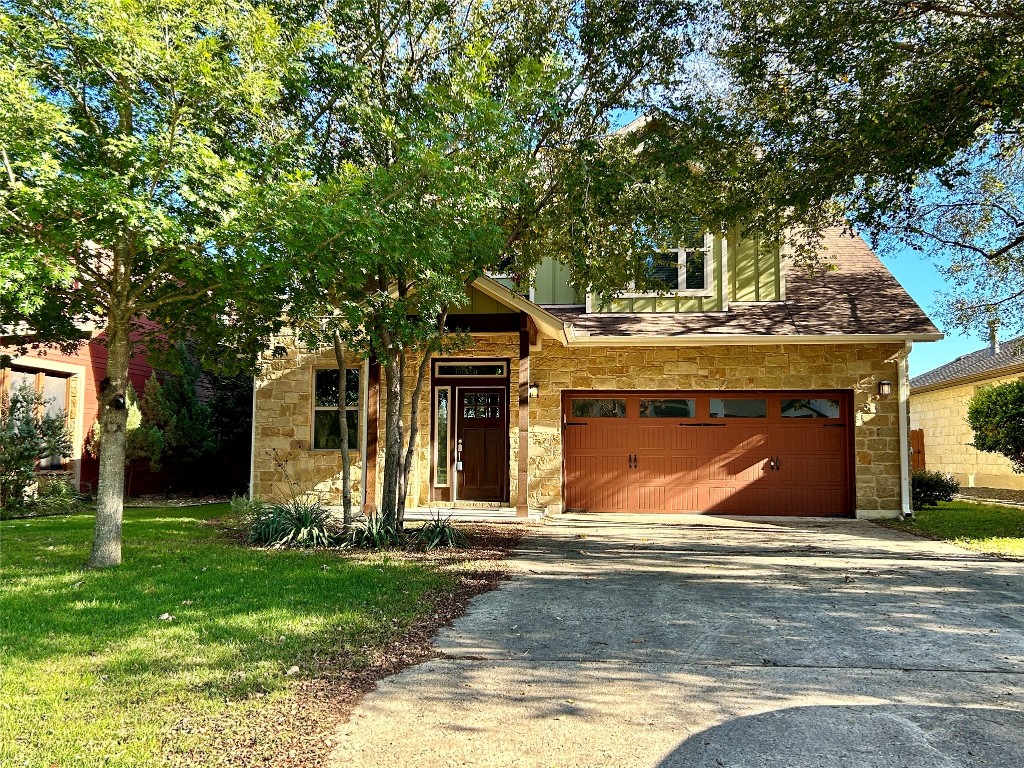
0, 383, 72, 510
272, 0, 703, 528
967, 380, 1024, 472
0, 0, 307, 565
660, 1, 1024, 330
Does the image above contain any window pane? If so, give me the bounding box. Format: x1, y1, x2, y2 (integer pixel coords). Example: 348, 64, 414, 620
781, 398, 841, 419
436, 389, 449, 486
8, 370, 34, 395
437, 363, 505, 377
571, 398, 626, 418
647, 252, 680, 290
316, 368, 359, 408
710, 398, 767, 418
313, 409, 358, 449
640, 398, 695, 418
345, 368, 360, 406
42, 374, 68, 417
314, 369, 340, 407
685, 249, 706, 290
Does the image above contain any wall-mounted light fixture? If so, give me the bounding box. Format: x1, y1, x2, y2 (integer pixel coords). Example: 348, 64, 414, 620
877, 379, 893, 397
528, 383, 540, 398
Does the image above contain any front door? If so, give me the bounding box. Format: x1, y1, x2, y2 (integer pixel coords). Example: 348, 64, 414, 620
456, 387, 507, 502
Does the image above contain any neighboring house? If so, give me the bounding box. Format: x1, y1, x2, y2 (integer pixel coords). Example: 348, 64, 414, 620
251, 227, 941, 519
1, 332, 163, 495
910, 334, 1024, 491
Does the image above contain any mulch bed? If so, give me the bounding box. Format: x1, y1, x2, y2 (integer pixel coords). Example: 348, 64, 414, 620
167, 524, 525, 768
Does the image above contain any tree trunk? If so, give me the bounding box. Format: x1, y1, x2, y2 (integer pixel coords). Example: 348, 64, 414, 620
379, 350, 403, 527
397, 309, 446, 528
332, 329, 353, 529
90, 315, 131, 568
397, 346, 433, 528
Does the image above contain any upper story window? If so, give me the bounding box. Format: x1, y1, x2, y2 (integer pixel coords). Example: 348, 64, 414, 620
621, 233, 713, 298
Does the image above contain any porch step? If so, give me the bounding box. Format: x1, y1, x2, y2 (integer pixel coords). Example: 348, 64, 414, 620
406, 506, 545, 522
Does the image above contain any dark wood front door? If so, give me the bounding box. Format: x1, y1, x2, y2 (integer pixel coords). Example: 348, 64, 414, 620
456, 387, 507, 502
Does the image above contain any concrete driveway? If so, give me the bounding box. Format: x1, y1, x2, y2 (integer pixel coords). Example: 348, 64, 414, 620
330, 515, 1024, 767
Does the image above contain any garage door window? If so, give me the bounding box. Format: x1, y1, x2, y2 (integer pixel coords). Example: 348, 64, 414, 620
571, 398, 626, 418
781, 398, 841, 418
709, 398, 767, 418
640, 398, 696, 418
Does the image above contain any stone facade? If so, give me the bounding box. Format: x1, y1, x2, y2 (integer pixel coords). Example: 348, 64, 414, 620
911, 374, 1024, 490
252, 330, 907, 517
251, 330, 364, 505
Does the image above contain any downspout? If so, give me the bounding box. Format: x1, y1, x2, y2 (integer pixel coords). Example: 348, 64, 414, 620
360, 358, 369, 514
248, 374, 258, 500
898, 341, 913, 518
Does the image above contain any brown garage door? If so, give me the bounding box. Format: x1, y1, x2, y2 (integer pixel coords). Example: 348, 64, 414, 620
563, 391, 852, 516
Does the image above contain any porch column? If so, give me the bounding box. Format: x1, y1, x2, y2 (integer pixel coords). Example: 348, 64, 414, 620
517, 314, 530, 517
363, 359, 380, 515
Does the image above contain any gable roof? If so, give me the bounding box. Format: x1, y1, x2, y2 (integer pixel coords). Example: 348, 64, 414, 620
911, 335, 1024, 391
546, 228, 941, 344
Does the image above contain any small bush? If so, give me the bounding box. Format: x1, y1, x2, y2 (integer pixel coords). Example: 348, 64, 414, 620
412, 511, 466, 551
32, 475, 87, 516
244, 498, 341, 548
911, 470, 960, 511
344, 514, 404, 549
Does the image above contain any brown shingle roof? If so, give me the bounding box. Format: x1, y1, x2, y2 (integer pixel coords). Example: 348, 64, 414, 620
911, 335, 1024, 390
547, 229, 940, 340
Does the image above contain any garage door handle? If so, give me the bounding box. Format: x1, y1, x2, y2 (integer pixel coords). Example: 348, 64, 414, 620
679, 422, 726, 427
564, 422, 586, 427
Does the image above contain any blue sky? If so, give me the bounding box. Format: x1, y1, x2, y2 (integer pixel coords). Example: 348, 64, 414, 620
877, 245, 981, 378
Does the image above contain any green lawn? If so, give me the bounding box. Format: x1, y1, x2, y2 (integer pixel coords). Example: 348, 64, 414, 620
885, 500, 1024, 558
0, 505, 453, 767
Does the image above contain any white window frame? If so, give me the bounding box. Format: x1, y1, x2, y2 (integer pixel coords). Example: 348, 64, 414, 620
311, 366, 361, 452
616, 233, 715, 299
433, 386, 452, 487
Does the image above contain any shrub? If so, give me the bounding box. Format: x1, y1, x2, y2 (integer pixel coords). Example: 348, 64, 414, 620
344, 514, 404, 549
243, 498, 341, 548
1, 384, 72, 512
967, 381, 1024, 472
412, 511, 466, 551
911, 470, 960, 511
31, 475, 88, 517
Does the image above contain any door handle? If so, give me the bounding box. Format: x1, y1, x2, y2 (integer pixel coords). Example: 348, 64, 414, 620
776, 456, 781, 471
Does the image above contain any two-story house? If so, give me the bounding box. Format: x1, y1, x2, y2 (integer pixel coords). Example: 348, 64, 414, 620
250, 227, 940, 519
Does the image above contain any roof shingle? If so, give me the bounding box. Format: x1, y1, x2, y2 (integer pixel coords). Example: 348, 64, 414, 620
911, 336, 1024, 390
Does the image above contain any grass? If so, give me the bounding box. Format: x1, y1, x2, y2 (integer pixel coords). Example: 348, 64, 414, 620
0, 505, 454, 767
882, 499, 1024, 558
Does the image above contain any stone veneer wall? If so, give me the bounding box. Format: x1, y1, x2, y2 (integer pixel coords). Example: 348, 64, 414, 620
252, 331, 906, 516
910, 374, 1024, 490
252, 330, 364, 504
527, 342, 906, 516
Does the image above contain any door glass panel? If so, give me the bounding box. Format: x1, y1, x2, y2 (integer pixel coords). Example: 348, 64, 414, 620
571, 398, 626, 418
640, 398, 696, 418
709, 398, 767, 418
781, 398, 841, 418
435, 389, 449, 486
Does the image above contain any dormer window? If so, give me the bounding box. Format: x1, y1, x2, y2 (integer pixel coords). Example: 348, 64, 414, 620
621, 234, 714, 298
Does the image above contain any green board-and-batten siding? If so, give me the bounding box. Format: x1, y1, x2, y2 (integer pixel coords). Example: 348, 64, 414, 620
533, 256, 582, 305
729, 227, 782, 303
450, 285, 518, 314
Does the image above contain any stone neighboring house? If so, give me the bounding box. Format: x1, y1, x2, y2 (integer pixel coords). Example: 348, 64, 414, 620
251, 227, 940, 519
910, 334, 1024, 491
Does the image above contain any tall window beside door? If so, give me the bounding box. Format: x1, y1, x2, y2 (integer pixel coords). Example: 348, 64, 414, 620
312, 368, 360, 450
